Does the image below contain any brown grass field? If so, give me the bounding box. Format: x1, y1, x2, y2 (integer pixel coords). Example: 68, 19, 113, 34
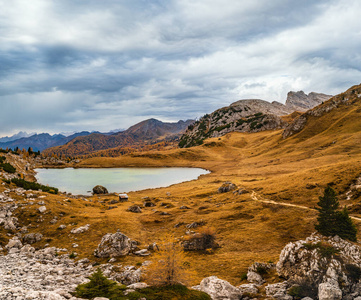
2, 87, 361, 286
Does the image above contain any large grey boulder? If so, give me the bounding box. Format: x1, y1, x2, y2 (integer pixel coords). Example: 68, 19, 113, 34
194, 276, 242, 300
94, 230, 137, 258
93, 185, 108, 194
318, 282, 342, 300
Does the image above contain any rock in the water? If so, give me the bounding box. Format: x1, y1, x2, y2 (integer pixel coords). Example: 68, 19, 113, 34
218, 182, 237, 193
93, 185, 108, 194
94, 230, 137, 258
23, 233, 43, 244
196, 276, 242, 300
127, 205, 142, 213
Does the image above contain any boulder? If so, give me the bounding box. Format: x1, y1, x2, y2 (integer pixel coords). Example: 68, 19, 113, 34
23, 233, 43, 244
247, 262, 275, 285
318, 282, 342, 300
218, 182, 237, 193
195, 276, 242, 300
93, 185, 108, 194
143, 201, 155, 207
117, 265, 142, 285
94, 230, 137, 258
237, 283, 258, 295
265, 281, 292, 300
276, 233, 361, 298
5, 237, 23, 250
127, 205, 142, 213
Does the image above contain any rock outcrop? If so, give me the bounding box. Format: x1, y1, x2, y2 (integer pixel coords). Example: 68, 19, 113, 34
94, 230, 137, 258
92, 185, 108, 194
283, 84, 361, 138
276, 233, 361, 299
285, 91, 332, 112
192, 276, 242, 300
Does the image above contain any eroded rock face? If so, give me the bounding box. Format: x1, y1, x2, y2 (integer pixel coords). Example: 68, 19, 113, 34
285, 91, 332, 112
194, 276, 242, 300
276, 233, 361, 299
92, 185, 108, 194
94, 230, 137, 258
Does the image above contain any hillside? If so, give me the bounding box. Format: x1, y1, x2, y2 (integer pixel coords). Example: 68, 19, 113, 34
43, 119, 194, 157
1, 83, 360, 293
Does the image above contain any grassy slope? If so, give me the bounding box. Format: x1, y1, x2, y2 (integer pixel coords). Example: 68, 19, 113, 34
2, 89, 361, 287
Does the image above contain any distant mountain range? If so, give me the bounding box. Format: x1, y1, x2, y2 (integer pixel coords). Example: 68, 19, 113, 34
0, 131, 95, 152
43, 119, 194, 157
0, 131, 36, 143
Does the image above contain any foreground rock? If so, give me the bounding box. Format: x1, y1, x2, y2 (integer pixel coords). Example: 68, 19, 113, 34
0, 246, 91, 300
276, 233, 361, 299
193, 276, 242, 300
94, 230, 138, 258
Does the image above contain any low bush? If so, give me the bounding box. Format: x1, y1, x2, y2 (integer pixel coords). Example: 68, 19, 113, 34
303, 242, 339, 258
6, 178, 58, 194
0, 162, 16, 173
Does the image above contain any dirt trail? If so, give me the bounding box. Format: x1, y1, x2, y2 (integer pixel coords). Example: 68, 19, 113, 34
250, 191, 361, 222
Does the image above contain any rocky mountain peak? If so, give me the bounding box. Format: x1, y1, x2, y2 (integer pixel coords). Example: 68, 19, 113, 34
286, 90, 332, 112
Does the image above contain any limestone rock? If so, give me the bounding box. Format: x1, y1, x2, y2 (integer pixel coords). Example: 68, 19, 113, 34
92, 185, 108, 194
5, 236, 23, 250
94, 230, 137, 258
196, 276, 242, 300
23, 233, 43, 244
285, 91, 332, 112
38, 206, 47, 213
276, 233, 361, 298
237, 283, 258, 295
265, 281, 292, 300
318, 282, 342, 300
70, 224, 90, 234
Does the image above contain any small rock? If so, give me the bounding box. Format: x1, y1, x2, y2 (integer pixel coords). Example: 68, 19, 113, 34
58, 224, 66, 230
38, 206, 47, 213
127, 205, 142, 213
134, 249, 150, 256
93, 185, 108, 194
70, 224, 90, 234
218, 182, 237, 193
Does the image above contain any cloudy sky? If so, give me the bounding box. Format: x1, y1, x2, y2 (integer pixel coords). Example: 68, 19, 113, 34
1, 0, 361, 136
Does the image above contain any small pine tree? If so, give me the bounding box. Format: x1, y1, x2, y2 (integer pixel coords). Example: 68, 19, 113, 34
75, 268, 124, 299
315, 186, 357, 241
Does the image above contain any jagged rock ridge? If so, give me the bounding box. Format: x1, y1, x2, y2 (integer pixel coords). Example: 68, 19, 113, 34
179, 90, 330, 148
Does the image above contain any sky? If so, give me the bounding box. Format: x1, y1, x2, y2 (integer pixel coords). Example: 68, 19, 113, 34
1, 0, 361, 137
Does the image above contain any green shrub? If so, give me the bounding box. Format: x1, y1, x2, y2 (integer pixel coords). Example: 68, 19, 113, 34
0, 156, 5, 163
0, 162, 16, 173
303, 242, 339, 258
8, 178, 58, 194
345, 264, 361, 282
287, 280, 318, 299
75, 268, 126, 299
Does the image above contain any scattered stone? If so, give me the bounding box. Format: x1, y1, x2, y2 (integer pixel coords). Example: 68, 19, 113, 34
70, 224, 90, 234
186, 221, 206, 229
143, 201, 156, 207
265, 281, 291, 300
38, 206, 47, 213
94, 230, 138, 258
23, 233, 43, 245
237, 283, 258, 295
58, 225, 66, 230
174, 222, 185, 228
127, 205, 142, 213
93, 185, 108, 194
108, 258, 117, 263
218, 182, 237, 193
134, 249, 150, 256
147, 242, 158, 251
127, 282, 148, 289
109, 199, 119, 204
5, 236, 23, 250
180, 205, 190, 209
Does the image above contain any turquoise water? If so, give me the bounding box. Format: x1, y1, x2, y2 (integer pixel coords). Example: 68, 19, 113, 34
35, 167, 210, 195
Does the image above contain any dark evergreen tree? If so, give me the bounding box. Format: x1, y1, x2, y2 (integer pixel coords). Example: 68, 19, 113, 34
315, 186, 339, 236
315, 186, 357, 241
335, 207, 357, 242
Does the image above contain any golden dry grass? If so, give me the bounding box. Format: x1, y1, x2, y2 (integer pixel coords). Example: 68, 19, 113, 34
2, 95, 361, 286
